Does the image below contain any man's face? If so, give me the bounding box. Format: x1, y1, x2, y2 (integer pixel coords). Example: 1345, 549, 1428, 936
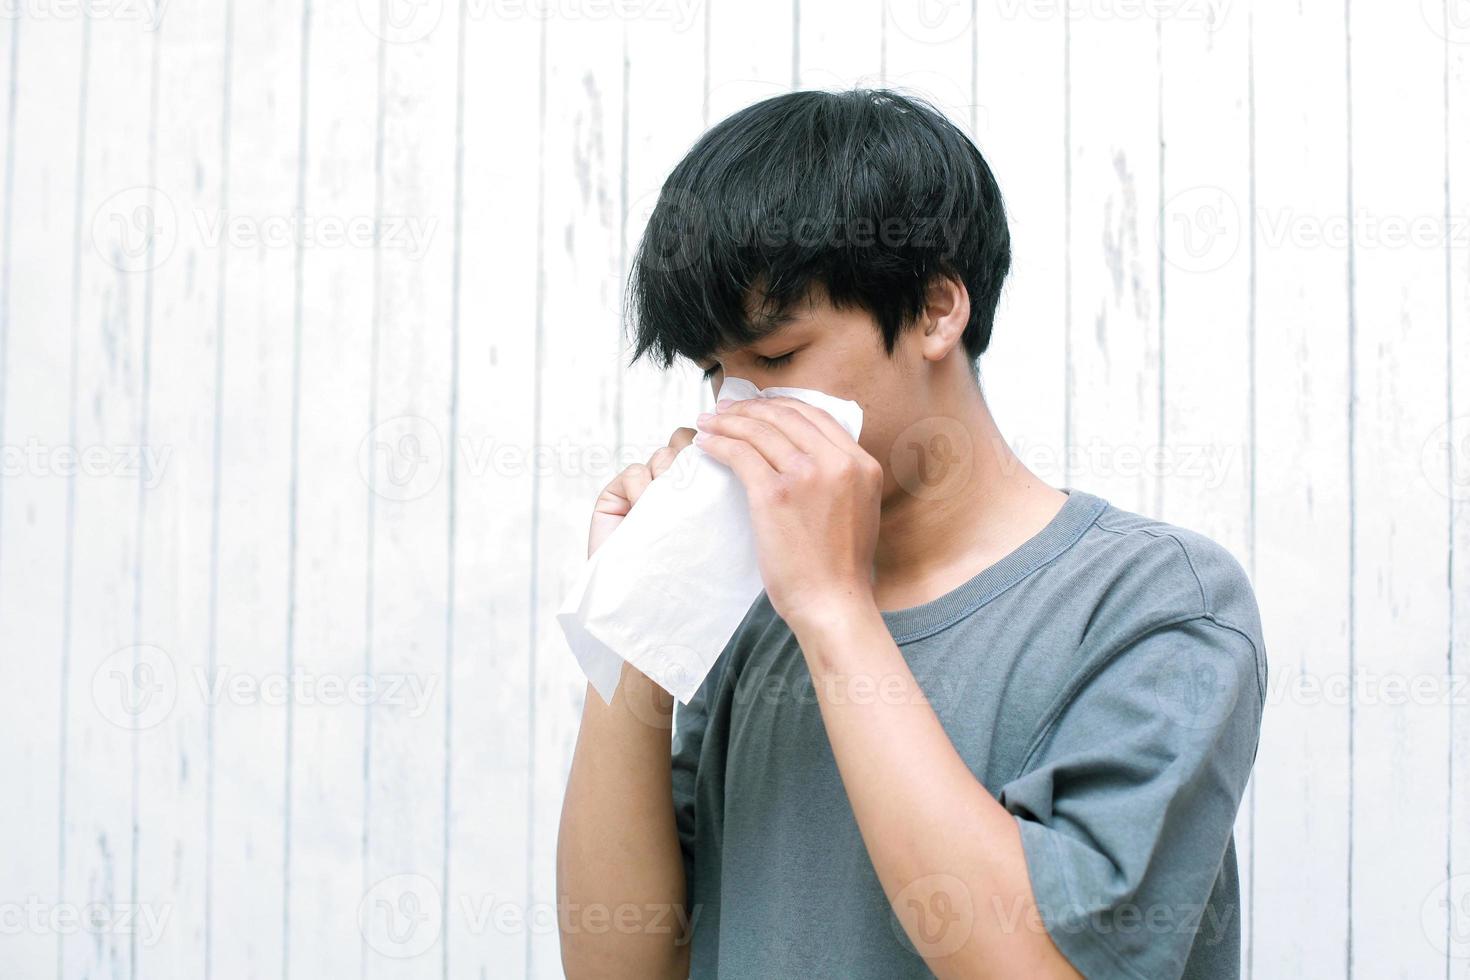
694, 282, 937, 501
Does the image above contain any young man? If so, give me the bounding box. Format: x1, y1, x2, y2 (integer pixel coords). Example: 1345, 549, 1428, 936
557, 89, 1266, 980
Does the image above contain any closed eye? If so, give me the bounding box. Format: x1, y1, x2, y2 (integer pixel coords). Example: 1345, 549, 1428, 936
700, 351, 797, 379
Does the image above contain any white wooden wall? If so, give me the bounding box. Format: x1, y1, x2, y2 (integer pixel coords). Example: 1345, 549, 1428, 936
0, 1, 1466, 977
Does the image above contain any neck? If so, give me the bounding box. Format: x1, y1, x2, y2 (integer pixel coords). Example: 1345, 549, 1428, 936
870, 383, 1066, 612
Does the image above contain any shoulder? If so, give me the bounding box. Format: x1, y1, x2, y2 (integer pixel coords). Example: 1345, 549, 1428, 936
1060, 492, 1267, 700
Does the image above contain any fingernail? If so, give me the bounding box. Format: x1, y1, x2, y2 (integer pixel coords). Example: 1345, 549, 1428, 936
693, 431, 709, 444
716, 398, 734, 410
696, 412, 713, 424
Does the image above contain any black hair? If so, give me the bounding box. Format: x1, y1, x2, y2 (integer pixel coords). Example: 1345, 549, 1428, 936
626, 87, 1011, 373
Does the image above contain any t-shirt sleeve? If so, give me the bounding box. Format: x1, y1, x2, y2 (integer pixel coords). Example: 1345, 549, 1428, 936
998, 615, 1265, 980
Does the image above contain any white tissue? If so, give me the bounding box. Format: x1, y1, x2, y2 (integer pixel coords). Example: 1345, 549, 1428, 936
557, 376, 865, 705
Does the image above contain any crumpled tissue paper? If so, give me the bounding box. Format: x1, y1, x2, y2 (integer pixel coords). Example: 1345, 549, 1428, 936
557, 376, 864, 705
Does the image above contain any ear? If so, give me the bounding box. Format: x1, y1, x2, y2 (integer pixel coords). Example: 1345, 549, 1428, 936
917, 273, 971, 363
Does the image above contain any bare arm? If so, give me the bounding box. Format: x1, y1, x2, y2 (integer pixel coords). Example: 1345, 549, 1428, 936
556, 430, 695, 979
788, 596, 1083, 980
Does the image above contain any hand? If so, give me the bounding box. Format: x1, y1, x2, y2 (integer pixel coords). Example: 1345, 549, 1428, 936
587, 427, 697, 558
693, 396, 882, 628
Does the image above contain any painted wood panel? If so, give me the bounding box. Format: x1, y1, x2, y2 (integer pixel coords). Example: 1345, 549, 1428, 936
0, 2, 1466, 977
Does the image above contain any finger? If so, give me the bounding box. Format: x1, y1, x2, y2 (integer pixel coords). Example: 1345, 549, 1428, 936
724, 395, 863, 460
597, 462, 653, 516
713, 397, 844, 461
647, 427, 696, 480
647, 445, 680, 480
697, 409, 812, 475
693, 431, 779, 498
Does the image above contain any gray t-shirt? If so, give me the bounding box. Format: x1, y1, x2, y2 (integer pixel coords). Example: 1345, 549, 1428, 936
671, 488, 1267, 979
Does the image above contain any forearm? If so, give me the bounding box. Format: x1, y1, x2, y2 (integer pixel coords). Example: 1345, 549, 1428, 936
556, 662, 690, 979
787, 597, 1081, 980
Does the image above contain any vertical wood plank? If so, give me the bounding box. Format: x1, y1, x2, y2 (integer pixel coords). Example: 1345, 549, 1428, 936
361, 1, 458, 976
1065, 6, 1162, 516
797, 0, 881, 92
974, 4, 1067, 488
1248, 0, 1353, 973
881, 0, 977, 140
284, 1, 377, 976
0, 11, 81, 976
621, 12, 712, 495
706, 0, 795, 122
208, 0, 304, 974
58, 9, 154, 978
1446, 5, 1470, 975
1448, 2, 1470, 969
1348, 1, 1452, 975
132, 0, 226, 975
446, 3, 543, 975
531, 17, 626, 978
